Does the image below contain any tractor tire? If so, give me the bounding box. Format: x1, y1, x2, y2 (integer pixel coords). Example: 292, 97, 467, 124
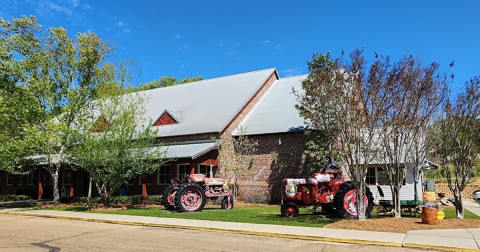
162, 184, 177, 210
333, 182, 374, 219
174, 183, 206, 212
281, 201, 299, 217
221, 197, 234, 210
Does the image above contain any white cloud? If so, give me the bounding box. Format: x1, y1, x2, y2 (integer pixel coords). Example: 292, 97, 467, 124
179, 44, 190, 51
276, 44, 282, 50
123, 28, 131, 34
174, 34, 182, 39
235, 43, 241, 46
70, 0, 79, 8
227, 50, 235, 56
263, 40, 270, 44
82, 3, 91, 10
281, 68, 302, 77
46, 1, 73, 16
117, 21, 124, 27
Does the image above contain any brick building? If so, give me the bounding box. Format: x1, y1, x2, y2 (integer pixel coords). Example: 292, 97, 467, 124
0, 68, 311, 203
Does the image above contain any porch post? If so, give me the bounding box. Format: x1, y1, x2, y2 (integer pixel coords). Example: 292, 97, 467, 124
69, 170, 75, 197
38, 168, 44, 200
13, 174, 17, 195
142, 174, 147, 203
190, 163, 195, 175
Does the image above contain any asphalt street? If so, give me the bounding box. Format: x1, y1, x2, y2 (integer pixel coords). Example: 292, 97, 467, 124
0, 214, 443, 252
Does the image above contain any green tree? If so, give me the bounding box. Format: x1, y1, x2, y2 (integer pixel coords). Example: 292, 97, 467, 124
435, 77, 480, 219
131, 75, 203, 91
72, 64, 166, 205
0, 16, 112, 203
294, 50, 387, 221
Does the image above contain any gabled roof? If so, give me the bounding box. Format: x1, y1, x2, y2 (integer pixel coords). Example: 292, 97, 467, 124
136, 68, 277, 137
234, 74, 309, 135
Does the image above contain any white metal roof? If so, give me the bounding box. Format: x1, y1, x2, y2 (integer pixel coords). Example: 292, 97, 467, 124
135, 68, 276, 137
234, 75, 309, 135
150, 142, 218, 159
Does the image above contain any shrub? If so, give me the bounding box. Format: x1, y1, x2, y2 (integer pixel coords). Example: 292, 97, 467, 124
0, 195, 29, 202
144, 195, 162, 204
110, 196, 130, 205
244, 194, 269, 204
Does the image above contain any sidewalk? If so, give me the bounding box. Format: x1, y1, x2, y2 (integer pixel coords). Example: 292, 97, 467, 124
1, 201, 480, 252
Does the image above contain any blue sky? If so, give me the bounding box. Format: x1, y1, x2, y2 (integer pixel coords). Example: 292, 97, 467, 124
1, 1, 479, 93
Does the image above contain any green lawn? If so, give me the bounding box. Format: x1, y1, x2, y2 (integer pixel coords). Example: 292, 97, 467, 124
45, 205, 341, 228
41, 204, 480, 228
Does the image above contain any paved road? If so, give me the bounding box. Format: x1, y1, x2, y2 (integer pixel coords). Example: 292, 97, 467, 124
0, 214, 443, 252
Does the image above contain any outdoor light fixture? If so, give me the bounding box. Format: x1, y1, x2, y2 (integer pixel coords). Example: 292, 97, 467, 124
278, 138, 282, 145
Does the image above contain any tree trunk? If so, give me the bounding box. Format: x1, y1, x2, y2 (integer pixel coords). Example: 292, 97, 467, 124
455, 191, 465, 219
87, 176, 92, 204
103, 184, 110, 207
393, 185, 401, 218
52, 168, 60, 204
233, 174, 238, 203
356, 181, 367, 221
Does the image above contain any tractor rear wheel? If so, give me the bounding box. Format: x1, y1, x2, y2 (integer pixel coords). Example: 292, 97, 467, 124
281, 202, 299, 217
221, 197, 234, 210
333, 182, 374, 219
174, 183, 206, 212
162, 184, 177, 210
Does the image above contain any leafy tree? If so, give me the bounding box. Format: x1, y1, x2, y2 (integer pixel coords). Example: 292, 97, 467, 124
373, 55, 448, 217
131, 75, 203, 91
219, 127, 258, 202
294, 50, 385, 221
71, 64, 166, 205
435, 77, 480, 219
0, 16, 112, 203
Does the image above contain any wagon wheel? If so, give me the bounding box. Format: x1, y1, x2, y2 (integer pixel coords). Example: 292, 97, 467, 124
174, 183, 206, 212
376, 206, 387, 217
414, 206, 422, 217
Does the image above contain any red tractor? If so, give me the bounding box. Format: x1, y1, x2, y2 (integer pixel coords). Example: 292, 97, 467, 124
162, 174, 233, 212
281, 158, 374, 219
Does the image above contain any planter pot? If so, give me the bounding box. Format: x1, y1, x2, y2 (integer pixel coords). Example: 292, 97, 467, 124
422, 207, 438, 225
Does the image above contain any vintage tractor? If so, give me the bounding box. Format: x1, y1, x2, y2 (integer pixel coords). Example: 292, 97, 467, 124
281, 158, 374, 219
162, 174, 233, 212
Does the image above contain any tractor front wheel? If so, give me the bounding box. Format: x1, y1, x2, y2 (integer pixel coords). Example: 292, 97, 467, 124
174, 183, 206, 212
281, 202, 299, 217
221, 197, 234, 210
161, 184, 177, 210
333, 182, 374, 219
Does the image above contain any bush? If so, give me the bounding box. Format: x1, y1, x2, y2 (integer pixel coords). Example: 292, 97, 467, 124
0, 194, 30, 202
244, 194, 269, 204
110, 196, 130, 205
144, 195, 162, 204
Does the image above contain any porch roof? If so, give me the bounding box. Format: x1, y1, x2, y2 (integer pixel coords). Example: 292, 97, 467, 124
151, 141, 218, 159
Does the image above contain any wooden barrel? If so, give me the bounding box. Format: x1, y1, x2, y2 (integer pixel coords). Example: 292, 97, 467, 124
422, 207, 438, 225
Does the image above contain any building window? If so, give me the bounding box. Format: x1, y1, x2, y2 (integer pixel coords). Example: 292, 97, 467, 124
366, 167, 376, 185
17, 175, 25, 186
177, 164, 190, 180
367, 167, 404, 186
63, 169, 72, 186
6, 173, 13, 185
198, 165, 212, 178
157, 165, 171, 185
27, 172, 35, 185
377, 168, 390, 185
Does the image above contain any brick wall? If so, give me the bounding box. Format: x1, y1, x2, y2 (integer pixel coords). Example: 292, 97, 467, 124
228, 132, 307, 203
435, 183, 480, 199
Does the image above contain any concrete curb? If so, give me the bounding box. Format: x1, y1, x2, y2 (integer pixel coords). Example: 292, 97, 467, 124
0, 211, 474, 252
